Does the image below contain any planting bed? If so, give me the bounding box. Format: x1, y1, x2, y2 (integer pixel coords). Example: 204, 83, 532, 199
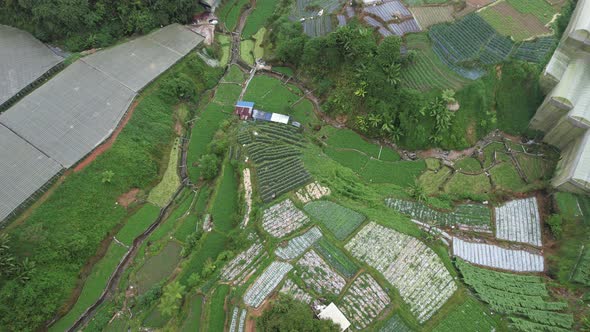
262, 199, 310, 238
410, 6, 454, 29
432, 298, 497, 332
363, 1, 412, 21
339, 273, 390, 329
303, 16, 334, 38
295, 181, 331, 203
494, 197, 542, 246
275, 226, 323, 260
346, 222, 456, 322
512, 36, 557, 63
385, 198, 491, 231
388, 19, 421, 36
452, 237, 544, 272
221, 241, 265, 283
243, 261, 293, 308
244, 122, 311, 202
280, 278, 313, 304
295, 250, 346, 295
379, 314, 412, 332
456, 259, 573, 332
242, 168, 252, 226
314, 237, 359, 278
478, 1, 551, 41
304, 200, 365, 240
134, 241, 183, 293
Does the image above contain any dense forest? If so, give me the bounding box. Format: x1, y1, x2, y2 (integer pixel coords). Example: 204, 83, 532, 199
0, 0, 200, 51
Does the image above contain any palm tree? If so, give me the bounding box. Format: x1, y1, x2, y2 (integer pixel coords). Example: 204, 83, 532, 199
355, 116, 369, 132
16, 258, 35, 284
384, 63, 401, 85
0, 233, 15, 277
368, 114, 382, 129
158, 281, 186, 317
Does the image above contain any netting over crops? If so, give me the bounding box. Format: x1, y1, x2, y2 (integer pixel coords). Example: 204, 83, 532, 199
0, 25, 63, 107
0, 24, 203, 222
0, 124, 62, 221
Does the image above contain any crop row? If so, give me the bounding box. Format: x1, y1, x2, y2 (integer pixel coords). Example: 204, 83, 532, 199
456, 259, 573, 331
339, 273, 390, 329
295, 250, 346, 295
221, 242, 265, 283
302, 15, 334, 38
243, 261, 293, 308
346, 222, 456, 322
248, 145, 300, 164
385, 198, 491, 229
572, 245, 590, 286
275, 226, 323, 260
495, 197, 542, 246
280, 278, 313, 303
262, 199, 310, 238
314, 237, 358, 278
363, 1, 412, 22
304, 200, 365, 240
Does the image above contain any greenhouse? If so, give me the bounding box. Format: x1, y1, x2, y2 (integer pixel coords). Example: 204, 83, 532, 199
0, 125, 62, 221
0, 24, 63, 109
529, 0, 590, 194
0, 24, 204, 222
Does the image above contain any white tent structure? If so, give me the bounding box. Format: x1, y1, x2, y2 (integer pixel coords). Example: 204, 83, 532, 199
318, 303, 351, 332
530, 0, 590, 194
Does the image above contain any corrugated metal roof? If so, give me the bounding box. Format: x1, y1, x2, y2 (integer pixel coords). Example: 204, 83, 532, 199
236, 101, 255, 108
0, 25, 63, 105
0, 124, 62, 221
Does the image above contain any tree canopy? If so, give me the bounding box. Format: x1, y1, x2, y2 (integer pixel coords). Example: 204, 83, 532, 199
0, 0, 199, 51
259, 295, 340, 332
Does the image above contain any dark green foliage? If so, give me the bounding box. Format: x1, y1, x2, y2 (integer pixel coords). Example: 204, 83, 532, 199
456, 259, 573, 331
199, 154, 221, 180
161, 73, 197, 101
259, 295, 340, 332
0, 0, 200, 51
495, 62, 543, 135
546, 214, 563, 239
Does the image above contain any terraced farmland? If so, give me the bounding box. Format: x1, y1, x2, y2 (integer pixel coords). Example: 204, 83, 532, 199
280, 279, 313, 303
304, 200, 365, 240
339, 273, 391, 329
275, 227, 323, 260
243, 261, 293, 308
401, 33, 469, 91
295, 250, 346, 295
346, 222, 456, 323
410, 6, 454, 29
385, 197, 491, 231
303, 16, 334, 37
456, 259, 573, 332
262, 199, 310, 238
479, 1, 551, 41
494, 197, 542, 246
243, 122, 311, 202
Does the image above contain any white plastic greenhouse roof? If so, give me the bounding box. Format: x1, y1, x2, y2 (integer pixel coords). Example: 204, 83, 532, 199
0, 24, 203, 222
82, 24, 204, 93
0, 25, 63, 106
0, 124, 62, 221
0, 61, 136, 167
572, 131, 590, 188
567, 0, 590, 45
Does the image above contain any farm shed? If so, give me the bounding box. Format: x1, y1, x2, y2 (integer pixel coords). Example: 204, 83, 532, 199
317, 303, 351, 332
0, 124, 63, 222
0, 25, 63, 109
530, 0, 590, 194
235, 101, 254, 120
0, 24, 203, 222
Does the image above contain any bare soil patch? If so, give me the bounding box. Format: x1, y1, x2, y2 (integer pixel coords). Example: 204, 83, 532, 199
117, 188, 140, 208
